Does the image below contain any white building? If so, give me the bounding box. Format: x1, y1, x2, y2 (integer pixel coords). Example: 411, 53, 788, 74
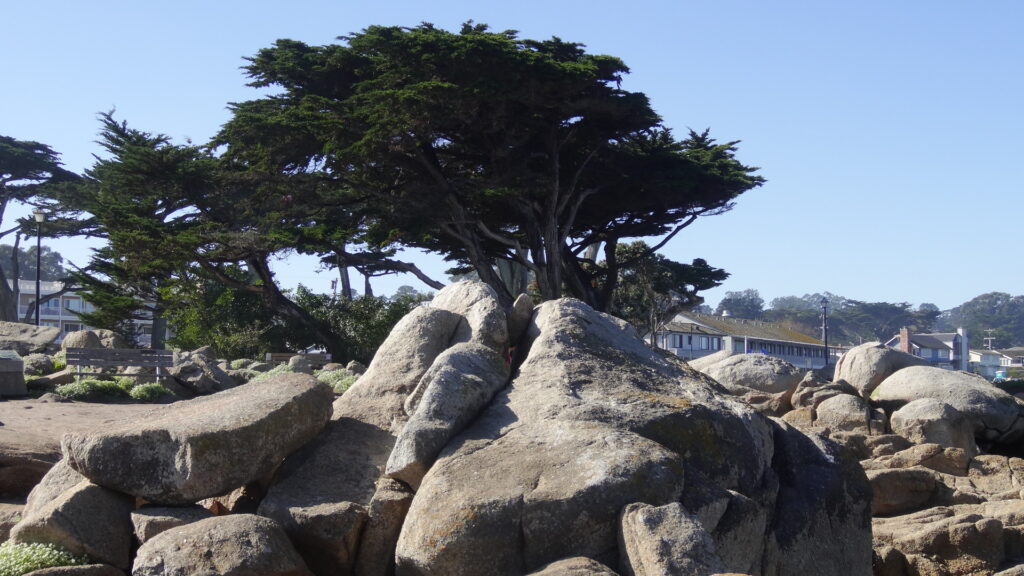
13, 280, 154, 346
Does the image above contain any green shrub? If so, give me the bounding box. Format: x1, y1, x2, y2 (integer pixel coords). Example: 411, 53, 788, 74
52, 350, 66, 371
230, 358, 258, 370
0, 541, 90, 576
21, 354, 53, 376
250, 363, 297, 384
129, 382, 173, 402
55, 378, 129, 401
317, 370, 357, 395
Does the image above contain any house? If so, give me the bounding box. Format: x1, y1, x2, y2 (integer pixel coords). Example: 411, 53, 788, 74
654, 312, 828, 369
970, 349, 1008, 379
884, 327, 968, 371
12, 280, 155, 346
998, 347, 1024, 369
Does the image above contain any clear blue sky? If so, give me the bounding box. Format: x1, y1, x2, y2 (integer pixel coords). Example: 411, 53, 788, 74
4, 1, 1022, 310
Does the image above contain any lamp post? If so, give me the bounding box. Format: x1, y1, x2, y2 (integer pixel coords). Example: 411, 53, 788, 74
32, 208, 45, 326
820, 296, 829, 367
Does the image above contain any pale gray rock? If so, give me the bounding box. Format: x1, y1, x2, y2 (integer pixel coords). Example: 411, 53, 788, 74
23, 458, 85, 515
430, 280, 509, 353
131, 506, 214, 544
528, 557, 619, 575
0, 322, 59, 355
60, 330, 102, 350
167, 353, 236, 395
867, 467, 939, 516
685, 349, 733, 372
10, 480, 134, 569
288, 354, 314, 374
862, 443, 972, 477
697, 353, 803, 394
395, 298, 871, 576
873, 507, 1005, 575
832, 342, 927, 397
346, 360, 367, 375
388, 343, 510, 489
618, 502, 725, 576
891, 398, 978, 457
90, 329, 129, 349
507, 293, 535, 348
872, 366, 1024, 444
353, 477, 415, 576
790, 372, 859, 410
61, 373, 332, 504
0, 500, 23, 542
22, 353, 55, 375
132, 514, 313, 576
335, 306, 462, 432
814, 393, 880, 434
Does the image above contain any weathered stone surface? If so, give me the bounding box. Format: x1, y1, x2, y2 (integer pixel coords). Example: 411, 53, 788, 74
697, 353, 803, 395
22, 353, 55, 376
833, 342, 927, 397
61, 373, 332, 504
618, 502, 725, 576
0, 500, 23, 541
131, 506, 214, 544
790, 372, 859, 410
335, 306, 462, 432
132, 514, 313, 576
813, 393, 880, 434
388, 343, 510, 489
508, 293, 535, 348
863, 443, 971, 477
890, 398, 977, 457
60, 331, 102, 350
10, 480, 133, 569
430, 281, 509, 354
353, 477, 415, 576
685, 349, 733, 372
90, 329, 129, 350
529, 557, 620, 575
0, 444, 60, 499
872, 366, 1024, 445
0, 322, 59, 355
868, 467, 939, 516
346, 360, 367, 375
24, 565, 126, 576
289, 355, 314, 374
874, 507, 1005, 575
23, 458, 85, 515
167, 353, 236, 395
395, 299, 871, 576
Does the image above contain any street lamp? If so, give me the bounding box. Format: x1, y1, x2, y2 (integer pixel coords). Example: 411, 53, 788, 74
820, 296, 829, 367
32, 208, 45, 326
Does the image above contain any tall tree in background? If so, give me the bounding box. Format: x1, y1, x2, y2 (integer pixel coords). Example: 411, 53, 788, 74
612, 240, 727, 343
715, 289, 765, 319
219, 22, 763, 310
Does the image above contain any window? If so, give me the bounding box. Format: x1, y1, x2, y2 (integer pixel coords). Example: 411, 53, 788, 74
42, 298, 60, 309
699, 336, 709, 350
937, 349, 949, 360
669, 334, 683, 348
63, 299, 82, 312
686, 336, 693, 346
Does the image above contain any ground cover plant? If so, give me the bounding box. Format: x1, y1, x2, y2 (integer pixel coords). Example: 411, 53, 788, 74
0, 541, 90, 576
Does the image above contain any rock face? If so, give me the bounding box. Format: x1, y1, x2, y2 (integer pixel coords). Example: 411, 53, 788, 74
832, 342, 927, 397
890, 398, 978, 456
60, 330, 103, 350
167, 352, 237, 395
696, 353, 804, 394
132, 514, 313, 576
394, 298, 872, 575
0, 321, 59, 355
61, 373, 333, 504
619, 502, 725, 575
872, 366, 1024, 445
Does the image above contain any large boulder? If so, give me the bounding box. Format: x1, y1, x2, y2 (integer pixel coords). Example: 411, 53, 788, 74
528, 557, 619, 575
394, 298, 872, 575
0, 321, 59, 355
132, 514, 313, 576
832, 342, 927, 397
813, 393, 884, 435
131, 506, 215, 544
430, 280, 509, 354
10, 480, 134, 569
0, 444, 60, 499
167, 353, 236, 395
618, 501, 725, 575
872, 366, 1024, 445
874, 506, 1006, 575
60, 330, 102, 350
890, 398, 977, 456
61, 373, 333, 504
696, 353, 803, 395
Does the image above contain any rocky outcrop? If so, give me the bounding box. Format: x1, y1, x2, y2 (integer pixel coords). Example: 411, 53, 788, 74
61, 373, 332, 504
60, 330, 103, 350
167, 351, 236, 395
132, 514, 313, 576
696, 353, 804, 395
130, 506, 214, 543
832, 341, 927, 397
891, 398, 978, 456
619, 502, 725, 575
394, 299, 871, 575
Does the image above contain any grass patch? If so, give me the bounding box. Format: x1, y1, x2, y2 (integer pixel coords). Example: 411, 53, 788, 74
55, 376, 169, 402
129, 382, 173, 402
0, 541, 90, 576
250, 363, 297, 384
317, 370, 357, 394
52, 350, 66, 371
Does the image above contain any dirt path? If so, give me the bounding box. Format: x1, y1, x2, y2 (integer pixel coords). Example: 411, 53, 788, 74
0, 398, 160, 455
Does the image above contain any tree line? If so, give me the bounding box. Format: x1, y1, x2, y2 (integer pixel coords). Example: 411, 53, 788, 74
713, 289, 1024, 349
0, 23, 763, 362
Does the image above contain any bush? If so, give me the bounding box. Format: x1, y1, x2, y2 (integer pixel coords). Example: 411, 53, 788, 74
129, 382, 173, 402
52, 349, 67, 371
249, 363, 297, 384
317, 370, 357, 395
21, 354, 54, 376
0, 541, 90, 576
55, 378, 129, 401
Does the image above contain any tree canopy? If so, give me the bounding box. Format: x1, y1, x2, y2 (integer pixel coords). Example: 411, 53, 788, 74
218, 22, 763, 310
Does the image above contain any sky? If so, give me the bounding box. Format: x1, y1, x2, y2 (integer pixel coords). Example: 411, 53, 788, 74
3, 1, 1022, 311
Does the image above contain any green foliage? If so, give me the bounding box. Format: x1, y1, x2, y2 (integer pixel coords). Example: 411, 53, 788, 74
250, 362, 298, 384
0, 244, 66, 282
52, 349, 66, 371
763, 292, 940, 345
55, 378, 128, 401
129, 382, 172, 402
715, 289, 765, 319
0, 541, 90, 576
937, 292, 1024, 348
288, 288, 421, 364
317, 369, 357, 394
21, 353, 54, 376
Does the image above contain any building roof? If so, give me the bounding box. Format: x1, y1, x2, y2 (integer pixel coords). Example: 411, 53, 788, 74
999, 347, 1024, 357
666, 312, 823, 345
909, 334, 953, 350
660, 322, 726, 337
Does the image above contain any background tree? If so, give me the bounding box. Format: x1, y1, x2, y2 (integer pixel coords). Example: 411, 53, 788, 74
0, 244, 66, 282
219, 22, 763, 310
612, 240, 727, 343
938, 292, 1024, 349
715, 289, 764, 319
